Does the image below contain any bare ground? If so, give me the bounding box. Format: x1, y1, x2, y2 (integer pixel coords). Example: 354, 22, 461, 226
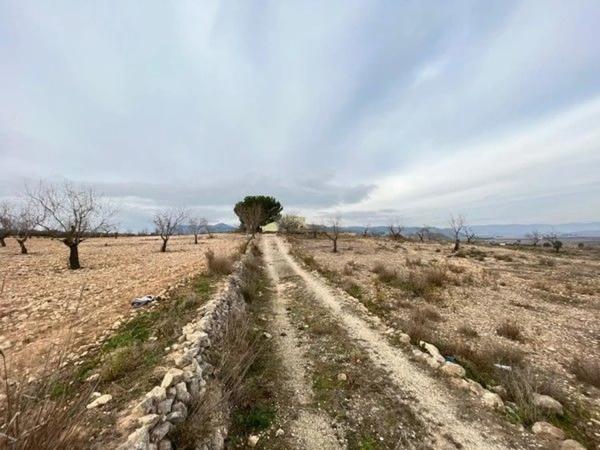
262, 235, 539, 449
0, 234, 244, 379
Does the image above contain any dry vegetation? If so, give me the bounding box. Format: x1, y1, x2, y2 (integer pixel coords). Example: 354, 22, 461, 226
289, 233, 600, 446
0, 234, 243, 380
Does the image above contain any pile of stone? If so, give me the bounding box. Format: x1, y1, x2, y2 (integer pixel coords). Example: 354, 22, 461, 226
116, 251, 253, 450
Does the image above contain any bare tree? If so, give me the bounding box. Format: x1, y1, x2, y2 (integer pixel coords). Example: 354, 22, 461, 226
448, 214, 465, 252
362, 223, 371, 237
307, 223, 319, 239
278, 214, 305, 234
188, 217, 202, 244
544, 232, 563, 253
13, 200, 44, 254
153, 208, 187, 252
527, 229, 541, 247
200, 218, 213, 238
388, 221, 404, 240
28, 182, 115, 269
463, 227, 477, 244
416, 226, 430, 242
0, 201, 14, 247
322, 216, 342, 253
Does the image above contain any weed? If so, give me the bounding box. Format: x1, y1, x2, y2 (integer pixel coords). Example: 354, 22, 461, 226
571, 356, 600, 388
458, 325, 479, 338
496, 320, 524, 342
205, 249, 235, 275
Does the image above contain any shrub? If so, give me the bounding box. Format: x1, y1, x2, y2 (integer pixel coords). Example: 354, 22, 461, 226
411, 306, 442, 323
496, 320, 524, 342
342, 279, 362, 299
458, 325, 479, 338
538, 257, 555, 267
405, 256, 423, 267
571, 356, 600, 388
205, 249, 234, 275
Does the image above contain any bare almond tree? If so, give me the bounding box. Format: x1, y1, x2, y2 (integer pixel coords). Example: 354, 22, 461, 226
449, 214, 465, 252
527, 229, 541, 247
200, 218, 213, 238
543, 232, 563, 253
322, 216, 342, 253
416, 226, 430, 242
307, 223, 319, 239
463, 227, 477, 244
388, 221, 404, 240
153, 208, 187, 252
28, 182, 115, 269
362, 223, 371, 237
0, 202, 14, 247
13, 200, 44, 254
188, 217, 202, 244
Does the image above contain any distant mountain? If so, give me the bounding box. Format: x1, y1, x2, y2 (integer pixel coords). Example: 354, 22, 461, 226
210, 222, 237, 233
340, 222, 600, 239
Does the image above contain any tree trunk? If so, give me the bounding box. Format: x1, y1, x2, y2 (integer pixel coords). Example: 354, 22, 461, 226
17, 239, 27, 255
161, 239, 168, 252
333, 238, 338, 253
453, 239, 460, 252
0, 236, 5, 247
194, 234, 198, 244
69, 244, 80, 269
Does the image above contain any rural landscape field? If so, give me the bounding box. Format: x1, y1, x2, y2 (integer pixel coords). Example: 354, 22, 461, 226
1, 1, 600, 449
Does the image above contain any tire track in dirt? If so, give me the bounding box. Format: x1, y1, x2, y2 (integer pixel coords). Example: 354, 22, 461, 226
261, 237, 342, 450
267, 235, 532, 450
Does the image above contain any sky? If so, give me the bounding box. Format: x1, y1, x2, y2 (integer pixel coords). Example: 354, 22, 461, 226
1, 0, 599, 230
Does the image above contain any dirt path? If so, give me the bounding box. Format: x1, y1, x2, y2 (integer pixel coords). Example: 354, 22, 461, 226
264, 235, 533, 450
262, 237, 342, 450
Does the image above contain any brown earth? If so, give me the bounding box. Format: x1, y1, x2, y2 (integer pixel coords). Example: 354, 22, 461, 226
0, 234, 244, 379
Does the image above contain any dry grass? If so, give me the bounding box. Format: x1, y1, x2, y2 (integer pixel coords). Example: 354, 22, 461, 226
412, 306, 442, 323
496, 320, 524, 342
0, 348, 90, 449
205, 249, 235, 275
571, 356, 600, 388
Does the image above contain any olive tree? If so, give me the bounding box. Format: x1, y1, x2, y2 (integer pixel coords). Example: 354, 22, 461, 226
28, 182, 115, 269
153, 208, 187, 252
449, 214, 465, 252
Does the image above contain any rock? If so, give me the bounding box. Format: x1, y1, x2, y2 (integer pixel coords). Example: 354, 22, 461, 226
533, 393, 563, 415
467, 379, 485, 395
263, 332, 273, 339
118, 426, 150, 450
426, 357, 441, 369
86, 394, 112, 409
86, 373, 100, 382
151, 422, 172, 441
158, 440, 173, 450
175, 381, 191, 403
337, 373, 347, 382
275, 428, 285, 437
560, 439, 586, 450
420, 341, 445, 363
147, 386, 167, 402
166, 411, 185, 424
482, 392, 504, 410
248, 435, 260, 447
174, 351, 195, 368
439, 362, 465, 378
138, 414, 161, 427
531, 421, 565, 440
157, 398, 174, 415
398, 333, 411, 344
449, 377, 470, 391
161, 368, 184, 389
490, 385, 507, 397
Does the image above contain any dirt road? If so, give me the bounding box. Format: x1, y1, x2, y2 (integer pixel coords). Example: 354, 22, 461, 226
261, 235, 535, 449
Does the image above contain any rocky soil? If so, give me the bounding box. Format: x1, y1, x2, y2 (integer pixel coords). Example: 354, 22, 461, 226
0, 234, 243, 379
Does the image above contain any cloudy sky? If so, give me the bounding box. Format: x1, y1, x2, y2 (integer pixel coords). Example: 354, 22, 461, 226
1, 1, 599, 230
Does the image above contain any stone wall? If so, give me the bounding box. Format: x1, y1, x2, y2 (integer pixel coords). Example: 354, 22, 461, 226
116, 249, 254, 450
